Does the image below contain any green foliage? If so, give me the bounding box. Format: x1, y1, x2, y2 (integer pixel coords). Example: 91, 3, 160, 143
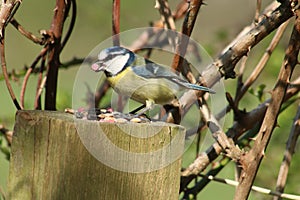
249, 84, 266, 103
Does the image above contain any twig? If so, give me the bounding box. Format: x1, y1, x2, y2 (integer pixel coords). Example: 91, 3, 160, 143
20, 46, 49, 108
220, 1, 280, 56
183, 95, 300, 197
207, 2, 293, 82
129, 0, 188, 51
34, 76, 47, 110
155, 0, 176, 48
164, 0, 204, 124
200, 98, 243, 161
94, 81, 111, 109
0, 38, 22, 110
20, 67, 33, 108
199, 174, 300, 200
61, 0, 76, 51
155, 0, 176, 30
180, 77, 300, 191
0, 0, 21, 38
181, 1, 294, 118
10, 18, 45, 44
0, 0, 22, 110
34, 52, 47, 109
173, 0, 189, 20
112, 0, 120, 46
0, 56, 86, 81
172, 0, 203, 73
0, 124, 13, 145
236, 56, 248, 94
235, 19, 290, 103
216, 18, 290, 121
234, 8, 300, 200
273, 105, 300, 200
255, 0, 262, 23
183, 121, 263, 197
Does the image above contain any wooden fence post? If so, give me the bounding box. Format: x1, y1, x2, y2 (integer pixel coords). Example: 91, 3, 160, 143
7, 110, 185, 200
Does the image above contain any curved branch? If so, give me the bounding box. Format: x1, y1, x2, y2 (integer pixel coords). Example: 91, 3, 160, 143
0, 0, 22, 110
234, 7, 300, 199
180, 77, 300, 191
20, 46, 49, 108
0, 0, 21, 37
61, 0, 77, 50
180, 1, 295, 115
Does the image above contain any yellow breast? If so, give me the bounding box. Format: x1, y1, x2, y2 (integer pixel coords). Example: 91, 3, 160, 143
107, 67, 178, 105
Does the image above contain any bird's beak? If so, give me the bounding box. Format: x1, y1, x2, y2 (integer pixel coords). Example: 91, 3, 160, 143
91, 61, 105, 72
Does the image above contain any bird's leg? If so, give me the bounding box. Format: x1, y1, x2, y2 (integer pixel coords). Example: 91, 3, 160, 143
134, 99, 155, 116
129, 104, 146, 114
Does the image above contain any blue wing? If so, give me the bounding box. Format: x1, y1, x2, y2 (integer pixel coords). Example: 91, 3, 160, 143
131, 60, 215, 94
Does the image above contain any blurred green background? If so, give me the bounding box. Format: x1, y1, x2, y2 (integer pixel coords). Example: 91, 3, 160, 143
1, 0, 299, 199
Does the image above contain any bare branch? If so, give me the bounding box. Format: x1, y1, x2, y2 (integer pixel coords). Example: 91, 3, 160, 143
206, 2, 294, 82
200, 98, 243, 161
180, 77, 300, 191
10, 18, 45, 45
112, 0, 120, 46
20, 46, 49, 109
255, 0, 262, 23
155, 0, 176, 30
155, 0, 176, 47
234, 7, 300, 200
0, 0, 21, 38
172, 0, 203, 73
199, 174, 300, 200
235, 19, 291, 103
0, 124, 13, 145
0, 0, 22, 110
273, 105, 300, 200
45, 0, 71, 110
215, 18, 291, 121
128, 0, 188, 51
61, 0, 77, 51
181, 1, 294, 116
34, 53, 47, 110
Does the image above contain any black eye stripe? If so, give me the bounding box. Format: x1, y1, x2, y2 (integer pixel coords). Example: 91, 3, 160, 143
100, 51, 127, 62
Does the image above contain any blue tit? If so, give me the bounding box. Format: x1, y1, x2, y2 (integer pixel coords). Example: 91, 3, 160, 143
91, 46, 215, 113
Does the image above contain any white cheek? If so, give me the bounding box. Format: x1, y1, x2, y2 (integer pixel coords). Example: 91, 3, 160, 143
98, 51, 108, 60
106, 54, 130, 75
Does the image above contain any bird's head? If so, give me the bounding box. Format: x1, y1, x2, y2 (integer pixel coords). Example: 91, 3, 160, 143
91, 46, 135, 77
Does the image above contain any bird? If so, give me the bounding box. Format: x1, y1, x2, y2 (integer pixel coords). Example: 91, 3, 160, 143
91, 46, 215, 114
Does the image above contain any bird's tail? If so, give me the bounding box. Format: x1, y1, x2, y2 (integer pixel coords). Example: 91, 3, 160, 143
184, 83, 216, 94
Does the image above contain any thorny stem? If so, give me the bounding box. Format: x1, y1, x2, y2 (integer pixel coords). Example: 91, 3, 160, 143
273, 105, 300, 200
234, 8, 300, 200
180, 77, 300, 192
